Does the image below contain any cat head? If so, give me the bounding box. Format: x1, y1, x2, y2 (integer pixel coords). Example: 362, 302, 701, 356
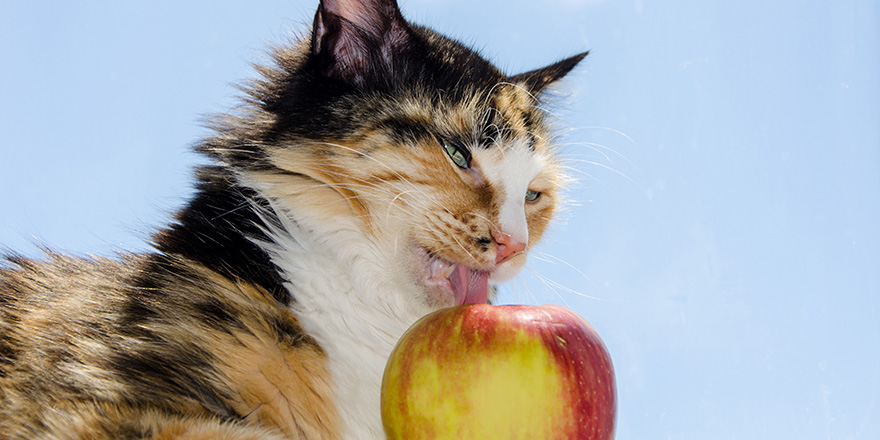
205, 0, 587, 308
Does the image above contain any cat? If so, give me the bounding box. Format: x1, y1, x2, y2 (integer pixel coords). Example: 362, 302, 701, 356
0, 0, 587, 438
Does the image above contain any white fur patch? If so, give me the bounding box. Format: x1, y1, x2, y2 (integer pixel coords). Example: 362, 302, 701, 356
474, 137, 546, 282
243, 175, 435, 440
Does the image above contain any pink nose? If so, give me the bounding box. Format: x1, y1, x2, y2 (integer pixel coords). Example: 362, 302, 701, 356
492, 231, 527, 264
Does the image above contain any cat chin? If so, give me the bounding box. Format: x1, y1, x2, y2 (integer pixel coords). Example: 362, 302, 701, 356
488, 259, 524, 284
412, 245, 525, 307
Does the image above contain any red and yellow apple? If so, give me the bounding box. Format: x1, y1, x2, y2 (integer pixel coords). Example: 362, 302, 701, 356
381, 304, 616, 440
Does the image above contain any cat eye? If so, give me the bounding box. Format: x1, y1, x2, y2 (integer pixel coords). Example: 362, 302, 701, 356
440, 138, 471, 169
525, 190, 542, 203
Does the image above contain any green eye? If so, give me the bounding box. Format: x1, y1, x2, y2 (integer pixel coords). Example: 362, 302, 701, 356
525, 190, 542, 203
441, 138, 471, 169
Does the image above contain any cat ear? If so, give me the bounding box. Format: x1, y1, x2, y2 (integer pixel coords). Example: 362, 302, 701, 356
311, 0, 410, 85
510, 51, 590, 94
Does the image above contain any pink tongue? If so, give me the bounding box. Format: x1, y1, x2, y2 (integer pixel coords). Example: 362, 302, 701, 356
448, 264, 490, 305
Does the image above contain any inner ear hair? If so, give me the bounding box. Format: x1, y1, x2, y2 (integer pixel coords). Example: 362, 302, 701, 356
311, 0, 411, 86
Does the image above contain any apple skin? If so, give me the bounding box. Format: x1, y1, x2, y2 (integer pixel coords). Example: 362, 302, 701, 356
381, 304, 616, 440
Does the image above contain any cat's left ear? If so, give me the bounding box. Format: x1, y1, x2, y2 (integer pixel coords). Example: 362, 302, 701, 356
311, 0, 411, 86
510, 51, 590, 94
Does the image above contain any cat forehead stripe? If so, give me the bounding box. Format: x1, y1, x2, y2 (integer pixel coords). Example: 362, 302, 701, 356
374, 85, 545, 151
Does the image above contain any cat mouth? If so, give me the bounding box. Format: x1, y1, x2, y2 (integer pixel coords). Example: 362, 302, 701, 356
415, 247, 490, 305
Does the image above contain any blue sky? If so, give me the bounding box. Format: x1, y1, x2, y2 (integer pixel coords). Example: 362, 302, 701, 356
1, 1, 878, 438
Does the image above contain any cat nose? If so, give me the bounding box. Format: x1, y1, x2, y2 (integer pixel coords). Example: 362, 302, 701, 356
492, 230, 526, 265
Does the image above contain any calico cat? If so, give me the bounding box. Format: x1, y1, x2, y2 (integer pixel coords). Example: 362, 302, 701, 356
0, 0, 587, 438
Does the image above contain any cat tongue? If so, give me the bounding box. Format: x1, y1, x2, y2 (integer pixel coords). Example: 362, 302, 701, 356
448, 264, 490, 305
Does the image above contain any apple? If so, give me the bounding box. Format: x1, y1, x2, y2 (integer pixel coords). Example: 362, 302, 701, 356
381, 304, 616, 440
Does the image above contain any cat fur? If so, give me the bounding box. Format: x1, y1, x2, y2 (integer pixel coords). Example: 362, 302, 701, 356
0, 0, 587, 438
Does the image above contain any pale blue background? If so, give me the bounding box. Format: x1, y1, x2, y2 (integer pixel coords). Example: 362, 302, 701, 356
1, 1, 878, 438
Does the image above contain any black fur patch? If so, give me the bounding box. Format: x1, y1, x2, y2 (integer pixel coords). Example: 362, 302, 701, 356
109, 349, 240, 421
152, 167, 291, 305
193, 297, 245, 334
378, 116, 433, 144
271, 315, 319, 349
0, 338, 18, 377
252, 26, 508, 145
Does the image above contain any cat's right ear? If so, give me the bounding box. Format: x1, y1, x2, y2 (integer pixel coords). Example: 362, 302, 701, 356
311, 0, 410, 86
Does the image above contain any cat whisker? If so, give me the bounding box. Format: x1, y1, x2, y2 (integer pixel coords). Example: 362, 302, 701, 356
557, 142, 616, 165
302, 159, 440, 211
441, 226, 480, 264
209, 201, 254, 222
384, 189, 429, 220
528, 270, 574, 308
493, 81, 542, 105
293, 166, 431, 207
521, 265, 608, 304
482, 83, 507, 108
529, 250, 600, 293
508, 81, 542, 103
563, 125, 638, 146
308, 141, 417, 182
559, 141, 642, 177
560, 159, 643, 192
280, 179, 401, 206
556, 165, 610, 192
274, 140, 424, 194
262, 165, 451, 236
506, 273, 542, 305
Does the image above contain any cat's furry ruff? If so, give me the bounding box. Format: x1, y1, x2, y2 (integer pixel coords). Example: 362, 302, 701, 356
0, 0, 587, 438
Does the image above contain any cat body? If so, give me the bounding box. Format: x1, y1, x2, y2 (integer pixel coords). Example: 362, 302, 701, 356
0, 0, 586, 438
